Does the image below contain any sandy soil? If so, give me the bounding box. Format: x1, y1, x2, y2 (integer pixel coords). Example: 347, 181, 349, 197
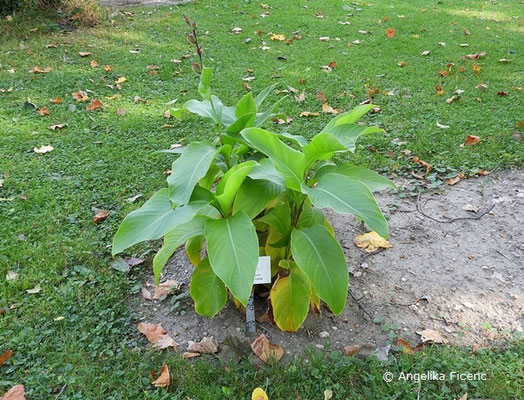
136, 169, 523, 359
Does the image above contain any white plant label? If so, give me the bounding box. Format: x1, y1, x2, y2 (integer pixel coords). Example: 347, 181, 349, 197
253, 256, 271, 284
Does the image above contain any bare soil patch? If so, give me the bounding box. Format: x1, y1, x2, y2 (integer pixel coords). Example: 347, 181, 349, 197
136, 169, 523, 359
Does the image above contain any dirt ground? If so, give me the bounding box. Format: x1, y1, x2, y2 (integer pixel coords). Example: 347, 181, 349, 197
136, 169, 523, 359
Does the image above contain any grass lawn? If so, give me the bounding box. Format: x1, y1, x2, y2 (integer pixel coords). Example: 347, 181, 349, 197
0, 0, 522, 398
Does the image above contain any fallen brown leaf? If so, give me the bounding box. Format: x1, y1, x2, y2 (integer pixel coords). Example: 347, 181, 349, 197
316, 91, 327, 102
137, 322, 166, 343
151, 365, 170, 387
153, 280, 180, 299
49, 123, 67, 130
0, 350, 13, 368
497, 90, 508, 96
354, 231, 393, 253
321, 103, 340, 114
396, 338, 414, 355
328, 61, 337, 69
416, 328, 448, 344
476, 169, 490, 176
344, 345, 360, 356
36, 107, 49, 116
465, 52, 486, 60
299, 111, 320, 117
438, 70, 449, 77
462, 135, 480, 146
187, 337, 219, 354
78, 51, 92, 57
90, 60, 99, 68
397, 60, 406, 67
33, 145, 53, 154
295, 90, 306, 102
104, 65, 112, 72
270, 34, 285, 41
87, 99, 103, 111
141, 287, 153, 300
0, 384, 26, 400
72, 91, 89, 102
472, 63, 481, 74
445, 176, 461, 186
49, 97, 62, 104
386, 28, 395, 38
435, 85, 444, 96
183, 352, 201, 359
412, 156, 433, 171
93, 210, 109, 223
251, 333, 283, 363
32, 66, 52, 74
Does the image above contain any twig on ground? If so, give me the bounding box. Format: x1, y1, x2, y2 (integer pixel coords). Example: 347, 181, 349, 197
55, 385, 67, 399
348, 289, 372, 319
416, 193, 495, 223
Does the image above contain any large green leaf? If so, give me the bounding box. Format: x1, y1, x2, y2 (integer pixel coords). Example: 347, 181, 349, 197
112, 188, 205, 255
204, 212, 259, 305
190, 258, 228, 318
258, 202, 291, 237
241, 128, 305, 191
306, 173, 388, 238
215, 161, 257, 213
152, 217, 206, 283
167, 142, 218, 206
233, 177, 284, 219
276, 131, 308, 147
297, 204, 326, 229
314, 163, 396, 192
198, 67, 213, 100
290, 225, 348, 315
254, 95, 288, 127
226, 112, 256, 135
303, 132, 347, 168
270, 262, 312, 332
186, 235, 204, 266
248, 158, 286, 188
324, 124, 384, 152
235, 92, 256, 118
321, 104, 375, 133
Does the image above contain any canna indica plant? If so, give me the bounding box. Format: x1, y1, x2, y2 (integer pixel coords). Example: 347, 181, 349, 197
112, 17, 394, 332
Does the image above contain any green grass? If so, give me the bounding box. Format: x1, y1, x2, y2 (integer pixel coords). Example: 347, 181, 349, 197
0, 0, 522, 398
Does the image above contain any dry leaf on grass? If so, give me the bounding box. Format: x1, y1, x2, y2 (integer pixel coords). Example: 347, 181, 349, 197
461, 135, 480, 146
354, 231, 392, 253
321, 103, 340, 114
251, 333, 283, 363
386, 28, 395, 38
32, 66, 52, 74
153, 280, 180, 299
36, 107, 49, 116
316, 91, 327, 102
230, 27, 243, 34
49, 97, 62, 104
78, 51, 92, 57
90, 60, 99, 68
137, 322, 179, 350
86, 99, 103, 111
117, 107, 126, 116
93, 210, 109, 223
49, 123, 67, 130
0, 384, 26, 400
412, 156, 433, 171
72, 91, 89, 102
6, 271, 18, 281
151, 365, 170, 387
295, 90, 306, 102
187, 337, 219, 354
270, 34, 285, 41
0, 350, 13, 368
299, 111, 320, 117
104, 65, 112, 72
416, 329, 448, 344
34, 145, 53, 154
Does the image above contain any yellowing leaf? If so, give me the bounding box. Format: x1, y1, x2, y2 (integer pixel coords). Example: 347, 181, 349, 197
50, 97, 62, 104
472, 63, 480, 74
152, 365, 170, 387
252, 388, 268, 400
321, 103, 340, 114
115, 76, 127, 84
33, 145, 54, 154
270, 34, 285, 41
299, 111, 320, 117
32, 66, 52, 74
354, 231, 392, 253
90, 60, 99, 68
